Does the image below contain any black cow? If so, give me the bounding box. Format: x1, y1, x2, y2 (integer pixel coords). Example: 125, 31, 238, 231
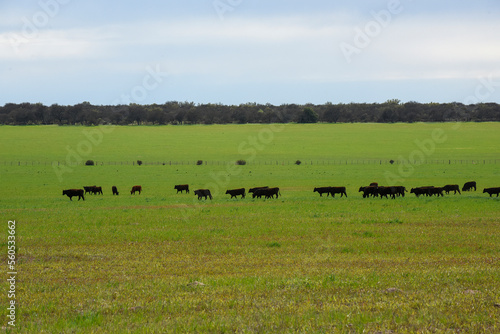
462, 181, 476, 192
443, 184, 461, 195
84, 186, 96, 195
359, 185, 378, 198
483, 187, 500, 197
428, 187, 444, 197
174, 184, 189, 194
253, 187, 280, 199
377, 186, 399, 199
112, 186, 119, 195
194, 189, 212, 200
314, 187, 332, 197
410, 186, 434, 197
63, 189, 85, 201
394, 186, 407, 197
92, 186, 103, 195
329, 187, 347, 198
226, 188, 245, 199
249, 186, 268, 194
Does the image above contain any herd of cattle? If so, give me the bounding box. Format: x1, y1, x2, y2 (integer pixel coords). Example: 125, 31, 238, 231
62, 181, 500, 201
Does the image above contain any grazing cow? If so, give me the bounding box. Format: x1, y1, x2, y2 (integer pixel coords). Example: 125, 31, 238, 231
84, 186, 96, 195
369, 182, 378, 187
92, 186, 103, 195
194, 189, 212, 200
462, 181, 477, 192
174, 184, 189, 194
130, 185, 142, 195
314, 187, 332, 197
63, 189, 85, 201
329, 187, 347, 198
443, 184, 461, 195
226, 188, 245, 199
112, 186, 119, 195
483, 187, 500, 197
253, 187, 280, 199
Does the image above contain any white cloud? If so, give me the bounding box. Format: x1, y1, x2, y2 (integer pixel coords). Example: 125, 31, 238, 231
1, 8, 500, 105
334, 14, 500, 82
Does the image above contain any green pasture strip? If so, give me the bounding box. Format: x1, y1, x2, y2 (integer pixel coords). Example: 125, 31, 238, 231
10, 199, 500, 332
1, 123, 499, 163
0, 124, 499, 332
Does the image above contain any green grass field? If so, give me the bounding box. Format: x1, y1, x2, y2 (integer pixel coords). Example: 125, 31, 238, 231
1, 123, 499, 333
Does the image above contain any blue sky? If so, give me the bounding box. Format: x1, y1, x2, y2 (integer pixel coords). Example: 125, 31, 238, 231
1, 0, 499, 106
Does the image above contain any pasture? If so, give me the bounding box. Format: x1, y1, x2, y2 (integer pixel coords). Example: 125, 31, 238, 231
1, 123, 499, 333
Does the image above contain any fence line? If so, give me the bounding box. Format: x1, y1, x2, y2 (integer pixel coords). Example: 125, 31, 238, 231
2, 159, 499, 167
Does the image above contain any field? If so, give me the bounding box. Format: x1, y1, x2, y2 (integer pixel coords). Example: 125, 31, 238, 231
1, 123, 500, 333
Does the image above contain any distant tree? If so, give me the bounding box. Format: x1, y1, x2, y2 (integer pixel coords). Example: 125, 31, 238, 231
0, 101, 499, 125
298, 107, 319, 123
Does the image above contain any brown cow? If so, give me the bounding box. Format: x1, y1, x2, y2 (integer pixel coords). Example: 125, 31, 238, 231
63, 189, 85, 201
130, 185, 142, 195
483, 187, 500, 197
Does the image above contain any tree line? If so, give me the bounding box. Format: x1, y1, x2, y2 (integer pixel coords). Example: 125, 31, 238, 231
0, 100, 499, 125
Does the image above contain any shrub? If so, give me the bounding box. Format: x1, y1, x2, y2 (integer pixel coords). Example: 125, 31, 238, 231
85, 160, 95, 166
196, 160, 203, 165
390, 159, 395, 164
236, 159, 247, 165
295, 160, 302, 165
137, 160, 143, 166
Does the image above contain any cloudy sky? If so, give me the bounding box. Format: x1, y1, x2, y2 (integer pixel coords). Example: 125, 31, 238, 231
1, 0, 499, 106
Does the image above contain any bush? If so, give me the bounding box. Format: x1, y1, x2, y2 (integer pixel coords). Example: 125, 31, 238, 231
236, 159, 247, 165
85, 160, 95, 166
196, 160, 203, 165
137, 160, 143, 166
295, 160, 302, 165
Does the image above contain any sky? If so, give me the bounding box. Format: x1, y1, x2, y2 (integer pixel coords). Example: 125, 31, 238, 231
1, 0, 499, 106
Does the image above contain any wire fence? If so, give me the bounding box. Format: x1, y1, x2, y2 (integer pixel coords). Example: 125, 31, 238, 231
2, 159, 499, 167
